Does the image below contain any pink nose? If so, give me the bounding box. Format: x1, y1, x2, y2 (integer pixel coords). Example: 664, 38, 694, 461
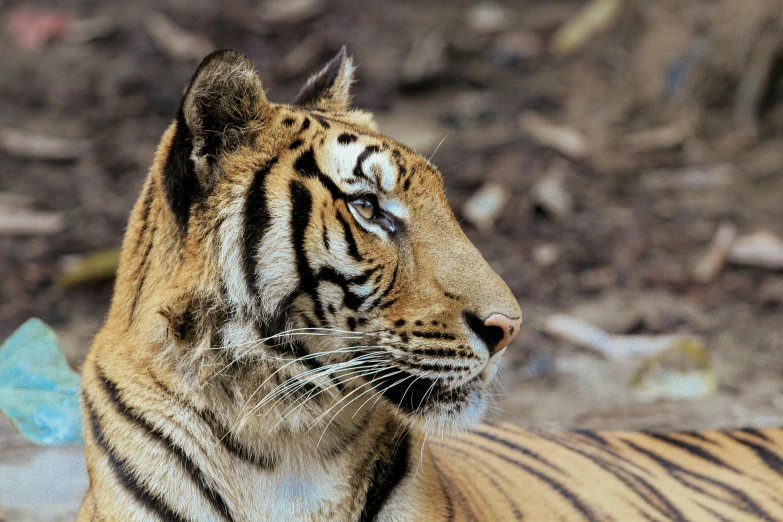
484, 313, 522, 356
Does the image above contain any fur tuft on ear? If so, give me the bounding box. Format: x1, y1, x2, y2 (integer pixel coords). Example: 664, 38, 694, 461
181, 49, 266, 187
163, 50, 266, 232
292, 46, 355, 112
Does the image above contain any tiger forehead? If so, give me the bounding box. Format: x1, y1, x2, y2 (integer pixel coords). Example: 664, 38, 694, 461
267, 109, 435, 196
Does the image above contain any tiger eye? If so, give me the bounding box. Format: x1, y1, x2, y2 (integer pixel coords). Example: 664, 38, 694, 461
350, 199, 375, 220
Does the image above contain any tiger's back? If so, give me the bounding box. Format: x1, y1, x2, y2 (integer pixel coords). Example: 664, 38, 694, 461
435, 424, 783, 521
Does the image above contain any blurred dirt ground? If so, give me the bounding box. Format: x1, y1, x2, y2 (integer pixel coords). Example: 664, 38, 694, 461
3, 0, 783, 439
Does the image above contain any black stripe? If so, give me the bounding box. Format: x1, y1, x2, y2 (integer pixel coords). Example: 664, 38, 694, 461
379, 298, 398, 310
625, 440, 775, 522
444, 445, 525, 520
146, 369, 278, 470
698, 503, 737, 522
338, 133, 357, 144
312, 114, 331, 128
84, 396, 190, 522
295, 148, 347, 202
373, 264, 398, 309
317, 266, 369, 310
163, 109, 202, 234
133, 180, 156, 255
531, 431, 688, 522
242, 157, 278, 297
676, 430, 718, 444
359, 428, 411, 522
739, 428, 771, 443
410, 331, 456, 340
289, 139, 303, 150
353, 145, 381, 181
290, 178, 316, 286
525, 426, 654, 477
646, 433, 742, 474
128, 221, 156, 322
289, 178, 336, 327
289, 174, 372, 316
431, 458, 456, 522
336, 211, 362, 261
431, 455, 477, 520
128, 180, 157, 323
726, 432, 783, 477
321, 209, 330, 250
96, 370, 234, 522
457, 438, 601, 522
199, 409, 278, 469
472, 428, 565, 474
572, 429, 610, 446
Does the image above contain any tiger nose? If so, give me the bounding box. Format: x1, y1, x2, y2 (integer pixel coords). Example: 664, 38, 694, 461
483, 313, 522, 356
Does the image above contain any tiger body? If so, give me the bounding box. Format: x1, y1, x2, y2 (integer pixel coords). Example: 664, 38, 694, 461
78, 48, 783, 522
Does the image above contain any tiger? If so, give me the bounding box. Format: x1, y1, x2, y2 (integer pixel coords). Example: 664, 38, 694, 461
78, 47, 783, 522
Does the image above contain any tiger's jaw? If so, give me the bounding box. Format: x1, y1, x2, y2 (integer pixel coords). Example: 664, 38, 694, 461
376, 371, 489, 434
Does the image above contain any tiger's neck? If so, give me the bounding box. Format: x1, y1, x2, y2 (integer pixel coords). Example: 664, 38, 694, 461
140, 315, 448, 521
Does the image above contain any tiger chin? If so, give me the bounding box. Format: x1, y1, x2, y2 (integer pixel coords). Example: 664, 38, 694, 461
79, 48, 783, 522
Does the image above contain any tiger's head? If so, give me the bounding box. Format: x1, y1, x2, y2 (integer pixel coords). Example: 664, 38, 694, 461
138, 49, 521, 435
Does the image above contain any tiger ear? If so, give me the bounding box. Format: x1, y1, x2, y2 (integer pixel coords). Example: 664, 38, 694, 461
164, 50, 266, 231
179, 49, 266, 187
292, 46, 354, 111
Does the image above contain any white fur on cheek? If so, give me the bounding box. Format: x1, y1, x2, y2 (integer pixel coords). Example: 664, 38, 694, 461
254, 188, 300, 321
218, 187, 256, 311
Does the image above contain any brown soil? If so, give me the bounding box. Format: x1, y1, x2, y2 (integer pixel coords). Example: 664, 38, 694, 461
2, 0, 783, 432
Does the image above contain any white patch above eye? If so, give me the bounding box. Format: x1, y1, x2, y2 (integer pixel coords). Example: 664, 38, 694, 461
381, 200, 408, 220
323, 138, 400, 193
365, 155, 397, 192
322, 139, 371, 183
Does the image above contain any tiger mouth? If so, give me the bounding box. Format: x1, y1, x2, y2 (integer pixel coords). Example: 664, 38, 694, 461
372, 367, 482, 414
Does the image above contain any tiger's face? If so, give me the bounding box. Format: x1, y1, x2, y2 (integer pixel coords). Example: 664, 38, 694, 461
164, 49, 521, 434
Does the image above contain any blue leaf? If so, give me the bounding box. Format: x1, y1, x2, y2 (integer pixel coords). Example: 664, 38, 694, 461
0, 318, 83, 445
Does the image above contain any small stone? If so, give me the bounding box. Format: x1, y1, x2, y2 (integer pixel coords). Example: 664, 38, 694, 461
728, 230, 783, 270
643, 164, 735, 191
462, 183, 509, 231
65, 16, 117, 43
531, 159, 573, 221
692, 222, 737, 283
466, 3, 510, 34
519, 111, 588, 158
145, 12, 213, 61
532, 244, 560, 267
258, 0, 324, 24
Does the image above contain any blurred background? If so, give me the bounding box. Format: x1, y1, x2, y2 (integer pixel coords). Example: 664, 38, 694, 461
3, 0, 783, 472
